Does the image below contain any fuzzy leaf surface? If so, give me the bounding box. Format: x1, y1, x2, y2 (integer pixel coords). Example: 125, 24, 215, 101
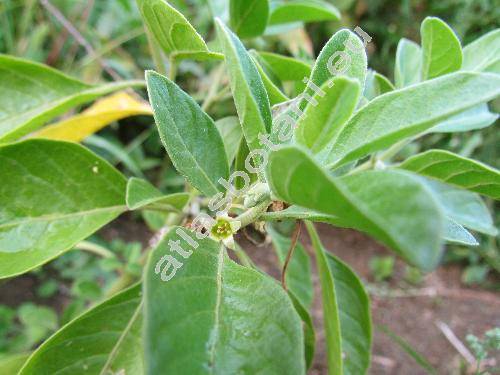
144, 227, 305, 374
146, 71, 229, 197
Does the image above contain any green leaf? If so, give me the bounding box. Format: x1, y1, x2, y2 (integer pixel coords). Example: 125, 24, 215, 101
146, 71, 229, 197
126, 177, 190, 211
268, 0, 340, 25
0, 353, 30, 374
257, 51, 312, 82
84, 135, 145, 178
399, 150, 500, 200
215, 18, 272, 152
443, 218, 478, 246
421, 178, 497, 236
325, 251, 371, 374
229, 0, 269, 39
431, 104, 498, 133
0, 139, 126, 279
0, 55, 143, 143
462, 29, 500, 73
267, 146, 444, 270
364, 70, 394, 100
305, 29, 367, 107
327, 72, 500, 168
304, 222, 342, 375
421, 17, 463, 80
267, 223, 313, 308
144, 227, 305, 374
136, 0, 222, 60
20, 285, 143, 375
394, 38, 422, 88
294, 76, 360, 154
251, 54, 290, 105
265, 205, 478, 247
287, 291, 316, 369
305, 222, 372, 375
234, 138, 258, 190
215, 116, 244, 164
18, 303, 58, 347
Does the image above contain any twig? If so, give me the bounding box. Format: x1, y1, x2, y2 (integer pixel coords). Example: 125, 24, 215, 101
74, 241, 114, 258
281, 221, 302, 291
40, 0, 122, 80
436, 321, 476, 365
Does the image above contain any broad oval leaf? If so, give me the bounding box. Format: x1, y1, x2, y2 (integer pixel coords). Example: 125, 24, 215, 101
327, 72, 500, 168
215, 19, 272, 152
144, 227, 305, 374
399, 149, 500, 200
462, 29, 500, 73
269, 0, 340, 25
421, 17, 463, 80
126, 177, 190, 211
305, 29, 367, 107
20, 285, 143, 374
419, 178, 497, 236
305, 222, 372, 375
34, 92, 152, 142
146, 71, 229, 197
263, 205, 477, 247
267, 146, 443, 270
0, 55, 143, 143
229, 0, 269, 39
431, 104, 498, 133
267, 223, 313, 308
443, 218, 478, 246
137, 0, 222, 60
394, 38, 422, 88
294, 76, 360, 154
0, 139, 127, 278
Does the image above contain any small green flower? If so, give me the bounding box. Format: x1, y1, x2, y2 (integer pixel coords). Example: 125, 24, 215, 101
209, 216, 240, 249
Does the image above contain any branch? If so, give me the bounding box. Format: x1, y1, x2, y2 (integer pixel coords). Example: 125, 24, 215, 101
281, 221, 302, 291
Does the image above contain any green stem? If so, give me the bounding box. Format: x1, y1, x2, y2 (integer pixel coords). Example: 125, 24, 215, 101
145, 27, 166, 76
168, 55, 177, 81
235, 198, 271, 228
75, 241, 114, 258
378, 138, 412, 162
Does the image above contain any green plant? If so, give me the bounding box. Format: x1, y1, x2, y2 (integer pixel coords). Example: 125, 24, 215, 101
467, 328, 500, 375
0, 1, 499, 374
369, 256, 395, 282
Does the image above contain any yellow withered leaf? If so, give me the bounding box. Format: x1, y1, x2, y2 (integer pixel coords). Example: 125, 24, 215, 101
34, 92, 152, 142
